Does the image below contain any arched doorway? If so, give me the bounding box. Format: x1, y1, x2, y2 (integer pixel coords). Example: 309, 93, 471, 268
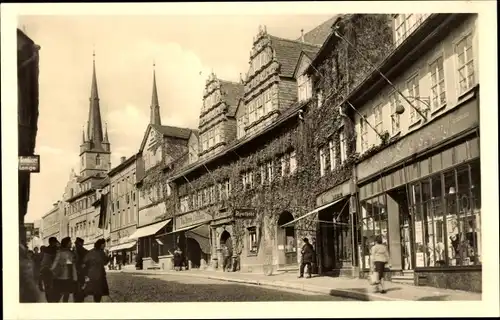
220, 231, 232, 271
186, 238, 202, 268
277, 211, 297, 266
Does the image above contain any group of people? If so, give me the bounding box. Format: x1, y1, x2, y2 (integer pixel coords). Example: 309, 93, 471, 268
24, 236, 111, 303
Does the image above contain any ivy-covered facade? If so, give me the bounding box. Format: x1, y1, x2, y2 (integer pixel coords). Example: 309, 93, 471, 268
167, 15, 394, 275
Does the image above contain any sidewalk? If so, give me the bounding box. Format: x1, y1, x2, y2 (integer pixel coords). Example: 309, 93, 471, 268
118, 268, 482, 301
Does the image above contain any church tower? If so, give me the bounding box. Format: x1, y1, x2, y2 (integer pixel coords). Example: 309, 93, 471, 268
150, 63, 162, 125
79, 52, 111, 178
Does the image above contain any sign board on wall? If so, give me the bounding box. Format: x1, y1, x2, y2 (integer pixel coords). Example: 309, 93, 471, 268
176, 210, 212, 229
138, 203, 166, 227
234, 208, 256, 219
19, 155, 40, 173
316, 180, 350, 208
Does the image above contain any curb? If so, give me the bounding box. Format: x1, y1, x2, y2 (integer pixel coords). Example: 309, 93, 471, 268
121, 270, 400, 301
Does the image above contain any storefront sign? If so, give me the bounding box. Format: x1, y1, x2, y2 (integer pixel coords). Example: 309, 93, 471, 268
213, 208, 232, 221
316, 181, 350, 207
138, 203, 166, 227
234, 208, 256, 219
357, 98, 478, 181
19, 155, 40, 173
176, 210, 211, 229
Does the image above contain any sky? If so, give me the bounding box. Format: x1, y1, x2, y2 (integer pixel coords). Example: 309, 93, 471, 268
19, 14, 334, 222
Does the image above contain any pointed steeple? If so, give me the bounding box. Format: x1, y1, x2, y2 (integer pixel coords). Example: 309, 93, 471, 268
150, 61, 162, 125
82, 126, 86, 143
87, 50, 104, 146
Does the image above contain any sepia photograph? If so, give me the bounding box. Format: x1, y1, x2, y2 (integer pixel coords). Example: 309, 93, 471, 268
2, 1, 499, 319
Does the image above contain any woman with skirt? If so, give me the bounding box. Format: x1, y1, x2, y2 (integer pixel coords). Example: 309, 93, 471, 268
83, 238, 110, 302
50, 237, 77, 302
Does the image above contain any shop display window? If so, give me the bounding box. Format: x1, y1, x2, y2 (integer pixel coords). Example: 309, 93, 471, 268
411, 159, 481, 268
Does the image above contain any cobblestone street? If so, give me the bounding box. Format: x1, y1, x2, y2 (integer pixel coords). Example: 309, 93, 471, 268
103, 272, 353, 302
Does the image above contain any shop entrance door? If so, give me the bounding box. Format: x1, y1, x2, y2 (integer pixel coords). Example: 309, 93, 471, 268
397, 188, 413, 271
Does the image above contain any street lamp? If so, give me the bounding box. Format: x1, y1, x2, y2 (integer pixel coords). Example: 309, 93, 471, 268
394, 96, 431, 116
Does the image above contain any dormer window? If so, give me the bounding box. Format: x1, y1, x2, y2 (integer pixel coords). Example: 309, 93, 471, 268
297, 74, 312, 102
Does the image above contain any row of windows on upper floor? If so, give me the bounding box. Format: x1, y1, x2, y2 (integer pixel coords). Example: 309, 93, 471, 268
65, 194, 97, 216
179, 150, 297, 213
394, 14, 431, 47
111, 172, 136, 198
69, 219, 98, 239
200, 125, 223, 153
237, 86, 277, 139
358, 32, 476, 153
110, 203, 136, 231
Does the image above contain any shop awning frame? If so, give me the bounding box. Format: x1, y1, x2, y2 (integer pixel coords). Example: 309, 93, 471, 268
280, 195, 349, 228
167, 221, 209, 235
128, 219, 172, 239
109, 241, 137, 252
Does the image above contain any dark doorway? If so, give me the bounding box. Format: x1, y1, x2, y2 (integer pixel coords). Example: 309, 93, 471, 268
387, 186, 413, 271
317, 198, 352, 275
317, 209, 334, 273
277, 211, 297, 266
186, 238, 202, 268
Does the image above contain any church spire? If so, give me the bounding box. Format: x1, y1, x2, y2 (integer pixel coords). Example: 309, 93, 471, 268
87, 50, 104, 146
150, 62, 162, 125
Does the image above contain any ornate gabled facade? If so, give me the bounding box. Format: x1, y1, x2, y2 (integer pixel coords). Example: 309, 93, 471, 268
237, 26, 321, 138
198, 72, 244, 159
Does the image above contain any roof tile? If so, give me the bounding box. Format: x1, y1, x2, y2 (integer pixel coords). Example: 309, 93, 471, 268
269, 36, 321, 78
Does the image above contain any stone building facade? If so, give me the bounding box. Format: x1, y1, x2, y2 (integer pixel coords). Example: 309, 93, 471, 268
108, 155, 139, 265
17, 29, 41, 245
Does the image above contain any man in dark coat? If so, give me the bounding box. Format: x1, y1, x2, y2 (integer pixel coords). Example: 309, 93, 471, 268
299, 238, 315, 279
40, 237, 59, 302
73, 237, 88, 302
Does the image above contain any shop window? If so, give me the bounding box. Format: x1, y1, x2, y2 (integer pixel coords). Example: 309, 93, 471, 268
248, 227, 258, 254
410, 161, 481, 268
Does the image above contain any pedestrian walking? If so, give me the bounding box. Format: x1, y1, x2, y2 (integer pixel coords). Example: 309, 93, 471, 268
50, 237, 77, 302
32, 247, 43, 291
298, 238, 314, 278
370, 235, 391, 294
37, 246, 47, 291
40, 237, 59, 302
73, 237, 89, 302
83, 238, 110, 303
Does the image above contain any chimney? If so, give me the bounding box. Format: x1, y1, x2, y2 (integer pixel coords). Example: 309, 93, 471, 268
120, 156, 126, 163
300, 29, 305, 42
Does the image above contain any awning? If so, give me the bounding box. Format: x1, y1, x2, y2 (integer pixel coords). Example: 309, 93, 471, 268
83, 243, 94, 250
128, 219, 172, 239
109, 241, 137, 252
167, 221, 209, 235
281, 195, 349, 228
